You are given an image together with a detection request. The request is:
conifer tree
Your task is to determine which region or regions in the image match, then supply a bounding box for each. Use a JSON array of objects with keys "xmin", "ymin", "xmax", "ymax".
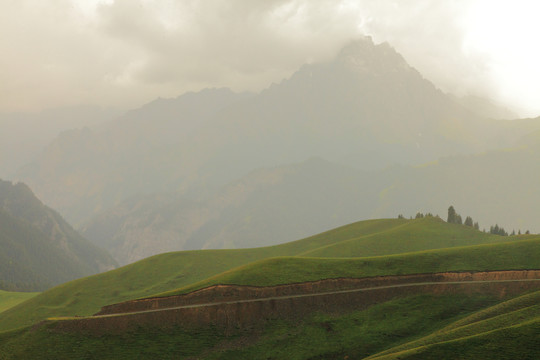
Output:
[{"xmin": 447, "ymin": 206, "xmax": 456, "ymax": 223}]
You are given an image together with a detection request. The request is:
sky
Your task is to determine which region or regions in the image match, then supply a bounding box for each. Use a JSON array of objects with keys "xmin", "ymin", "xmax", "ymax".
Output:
[{"xmin": 1, "ymin": 0, "xmax": 539, "ymax": 117}]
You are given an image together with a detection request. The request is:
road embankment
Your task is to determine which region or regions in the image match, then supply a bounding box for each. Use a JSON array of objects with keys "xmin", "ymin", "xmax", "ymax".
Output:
[{"xmin": 49, "ymin": 270, "xmax": 540, "ymax": 335}]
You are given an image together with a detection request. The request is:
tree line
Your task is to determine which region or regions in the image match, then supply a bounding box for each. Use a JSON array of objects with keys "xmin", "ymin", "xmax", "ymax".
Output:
[{"xmin": 398, "ymin": 205, "xmax": 531, "ymax": 236}]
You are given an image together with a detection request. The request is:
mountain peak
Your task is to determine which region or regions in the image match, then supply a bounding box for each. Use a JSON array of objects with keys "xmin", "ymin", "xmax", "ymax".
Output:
[{"xmin": 336, "ymin": 37, "xmax": 412, "ymax": 75}]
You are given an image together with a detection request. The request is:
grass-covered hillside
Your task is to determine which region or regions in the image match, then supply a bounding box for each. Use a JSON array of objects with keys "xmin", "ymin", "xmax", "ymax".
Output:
[
  {"xmin": 366, "ymin": 290, "xmax": 540, "ymax": 360},
  {"xmin": 158, "ymin": 237, "xmax": 540, "ymax": 297},
  {"xmin": 1, "ymin": 291, "xmax": 537, "ymax": 359},
  {"xmin": 1, "ymin": 217, "xmax": 537, "ymax": 332},
  {"xmin": 0, "ymin": 290, "xmax": 38, "ymax": 314}
]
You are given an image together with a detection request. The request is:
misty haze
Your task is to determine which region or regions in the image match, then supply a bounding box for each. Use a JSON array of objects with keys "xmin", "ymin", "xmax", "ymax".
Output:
[{"xmin": 1, "ymin": 1, "xmax": 539, "ymax": 359}]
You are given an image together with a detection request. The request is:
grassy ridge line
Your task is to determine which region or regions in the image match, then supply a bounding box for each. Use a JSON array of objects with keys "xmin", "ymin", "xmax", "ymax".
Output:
[
  {"xmin": 0, "ymin": 218, "xmax": 404, "ymax": 332},
  {"xmin": 298, "ymin": 217, "xmax": 505, "ymax": 257},
  {"xmin": 0, "ymin": 291, "xmax": 39, "ymax": 313},
  {"xmin": 156, "ymin": 237, "xmax": 540, "ymax": 297},
  {"xmin": 274, "ymin": 218, "xmax": 407, "ymax": 254},
  {"xmin": 366, "ymin": 290, "xmax": 540, "ymax": 360}
]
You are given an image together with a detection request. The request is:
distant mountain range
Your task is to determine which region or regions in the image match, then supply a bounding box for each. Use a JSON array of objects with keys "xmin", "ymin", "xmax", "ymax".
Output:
[
  {"xmin": 82, "ymin": 136, "xmax": 540, "ymax": 265},
  {"xmin": 0, "ymin": 105, "xmax": 119, "ymax": 179},
  {"xmin": 0, "ymin": 180, "xmax": 117, "ymax": 291},
  {"xmin": 12, "ymin": 36, "xmax": 540, "ymax": 265},
  {"xmin": 80, "ymin": 158, "xmax": 385, "ymax": 264}
]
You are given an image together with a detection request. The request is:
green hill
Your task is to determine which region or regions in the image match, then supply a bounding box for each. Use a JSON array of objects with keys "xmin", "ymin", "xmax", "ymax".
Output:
[
  {"xmin": 0, "ymin": 290, "xmax": 38, "ymax": 314},
  {"xmin": 296, "ymin": 216, "xmax": 506, "ymax": 257},
  {"xmin": 0, "ymin": 180, "xmax": 117, "ymax": 291},
  {"xmin": 0, "ymin": 218, "xmax": 403, "ymax": 331},
  {"xmin": 0, "ymin": 290, "xmax": 536, "ymax": 359},
  {"xmin": 366, "ymin": 290, "xmax": 540, "ymax": 360},
  {"xmin": 0, "ymin": 217, "xmax": 535, "ymax": 332},
  {"xmin": 158, "ymin": 237, "xmax": 540, "ymax": 297}
]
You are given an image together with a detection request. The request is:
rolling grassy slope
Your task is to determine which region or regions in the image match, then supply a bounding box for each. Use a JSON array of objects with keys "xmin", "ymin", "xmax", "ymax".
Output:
[
  {"xmin": 0, "ymin": 293, "xmax": 525, "ymax": 360},
  {"xmin": 0, "ymin": 218, "xmax": 403, "ymax": 331},
  {"xmin": 158, "ymin": 237, "xmax": 540, "ymax": 297},
  {"xmin": 298, "ymin": 217, "xmax": 506, "ymax": 257},
  {"xmin": 0, "ymin": 291, "xmax": 38, "ymax": 314},
  {"xmin": 0, "ymin": 217, "xmax": 533, "ymax": 332},
  {"xmin": 366, "ymin": 290, "xmax": 540, "ymax": 360}
]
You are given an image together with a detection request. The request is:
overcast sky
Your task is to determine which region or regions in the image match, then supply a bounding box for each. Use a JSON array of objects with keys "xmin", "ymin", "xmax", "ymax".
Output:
[{"xmin": 1, "ymin": 0, "xmax": 539, "ymax": 117}]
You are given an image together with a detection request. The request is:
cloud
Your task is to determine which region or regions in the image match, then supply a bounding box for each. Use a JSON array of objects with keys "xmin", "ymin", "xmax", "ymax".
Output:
[
  {"xmin": 0, "ymin": 0, "xmax": 538, "ymax": 116},
  {"xmin": 94, "ymin": 0, "xmax": 365, "ymax": 85}
]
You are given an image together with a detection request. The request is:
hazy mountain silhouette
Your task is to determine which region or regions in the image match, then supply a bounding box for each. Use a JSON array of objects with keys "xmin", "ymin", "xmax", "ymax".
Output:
[
  {"xmin": 82, "ymin": 135, "xmax": 540, "ymax": 265},
  {"xmin": 17, "ymin": 89, "xmax": 252, "ymax": 225},
  {"xmin": 0, "ymin": 180, "xmax": 117, "ymax": 291},
  {"xmin": 14, "ymin": 37, "xmax": 540, "ymax": 265},
  {"xmin": 372, "ymin": 130, "xmax": 540, "ymax": 233},
  {"xmin": 17, "ymin": 37, "xmax": 505, "ymax": 225},
  {"xmin": 452, "ymin": 95, "xmax": 519, "ymax": 120},
  {"xmin": 0, "ymin": 105, "xmax": 119, "ymax": 179},
  {"xmin": 81, "ymin": 157, "xmax": 391, "ymax": 264}
]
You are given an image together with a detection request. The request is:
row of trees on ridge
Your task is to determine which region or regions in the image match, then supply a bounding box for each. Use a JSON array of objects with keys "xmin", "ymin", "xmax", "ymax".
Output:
[{"xmin": 398, "ymin": 206, "xmax": 531, "ymax": 236}]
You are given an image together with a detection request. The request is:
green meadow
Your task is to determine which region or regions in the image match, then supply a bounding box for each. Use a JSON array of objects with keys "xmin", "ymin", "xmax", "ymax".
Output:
[
  {"xmin": 159, "ymin": 238, "xmax": 540, "ymax": 297},
  {"xmin": 366, "ymin": 290, "xmax": 540, "ymax": 360},
  {"xmin": 1, "ymin": 291, "xmax": 537, "ymax": 360},
  {"xmin": 1, "ymin": 217, "xmax": 530, "ymax": 332},
  {"xmin": 0, "ymin": 217, "xmax": 538, "ymax": 359},
  {"xmin": 0, "ymin": 290, "xmax": 38, "ymax": 314}
]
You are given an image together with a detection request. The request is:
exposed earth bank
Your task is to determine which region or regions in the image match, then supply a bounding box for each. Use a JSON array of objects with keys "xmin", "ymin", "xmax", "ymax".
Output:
[{"xmin": 49, "ymin": 270, "xmax": 540, "ymax": 335}]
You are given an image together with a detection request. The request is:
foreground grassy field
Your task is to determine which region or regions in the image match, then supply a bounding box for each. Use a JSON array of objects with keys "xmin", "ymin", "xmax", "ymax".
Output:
[
  {"xmin": 0, "ymin": 291, "xmax": 38, "ymax": 314},
  {"xmin": 0, "ymin": 217, "xmax": 536, "ymax": 332},
  {"xmin": 0, "ymin": 291, "xmax": 536, "ymax": 359},
  {"xmin": 366, "ymin": 290, "xmax": 540, "ymax": 360}
]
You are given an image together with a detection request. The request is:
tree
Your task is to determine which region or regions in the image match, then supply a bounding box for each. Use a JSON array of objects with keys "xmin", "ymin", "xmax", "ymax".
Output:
[
  {"xmin": 455, "ymin": 214, "xmax": 463, "ymax": 225},
  {"xmin": 490, "ymin": 224, "xmax": 508, "ymax": 236},
  {"xmin": 447, "ymin": 206, "xmax": 456, "ymax": 223},
  {"xmin": 473, "ymin": 222, "xmax": 479, "ymax": 230},
  {"xmin": 415, "ymin": 212, "xmax": 424, "ymax": 219},
  {"xmin": 464, "ymin": 216, "xmax": 473, "ymax": 227}
]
